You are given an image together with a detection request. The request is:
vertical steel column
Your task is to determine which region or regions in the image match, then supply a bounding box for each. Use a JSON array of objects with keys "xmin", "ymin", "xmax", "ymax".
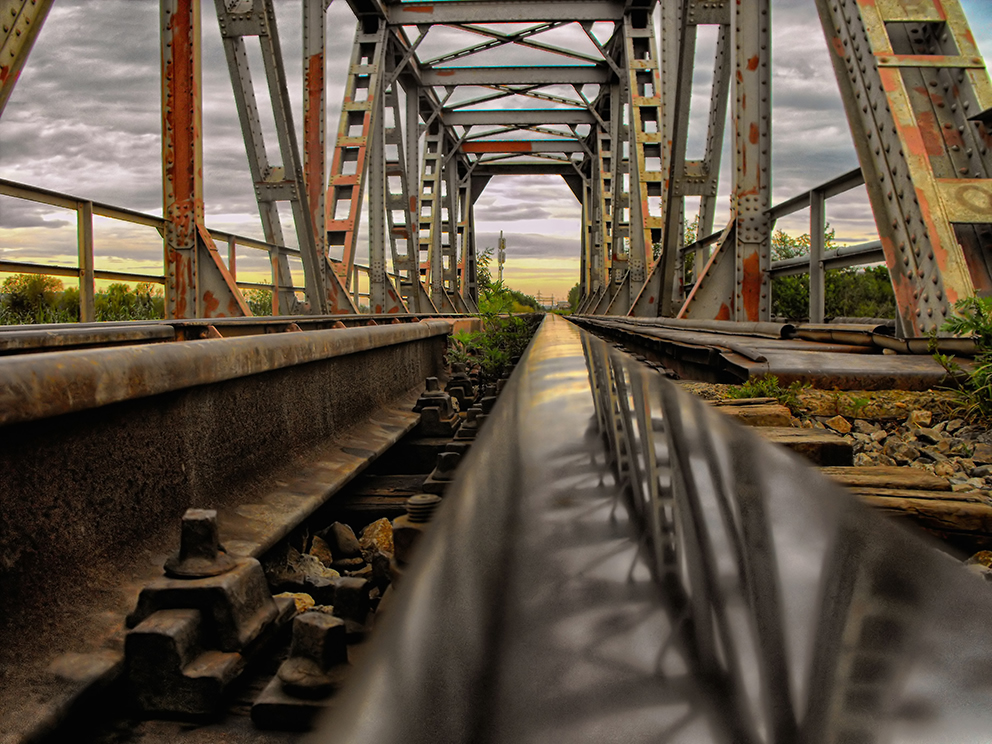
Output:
[
  {"xmin": 630, "ymin": 0, "xmax": 730, "ymax": 317},
  {"xmin": 367, "ymin": 65, "xmax": 389, "ymax": 314},
  {"xmin": 419, "ymin": 120, "xmax": 453, "ymax": 310},
  {"xmin": 442, "ymin": 155, "xmax": 467, "ymax": 311},
  {"xmin": 596, "ymin": 124, "xmax": 613, "ymax": 292},
  {"xmin": 605, "ymin": 79, "xmax": 631, "ymax": 315},
  {"xmin": 468, "ymin": 174, "xmax": 490, "ymax": 306},
  {"xmin": 640, "ymin": 0, "xmax": 696, "ymax": 317},
  {"xmin": 622, "ymin": 14, "xmax": 664, "ymax": 290},
  {"xmin": 0, "ymin": 0, "xmax": 53, "ymax": 118},
  {"xmin": 580, "ymin": 174, "xmax": 591, "ymax": 301},
  {"xmin": 809, "ymin": 188, "xmax": 826, "ymax": 324},
  {"xmin": 303, "ymin": 0, "xmax": 326, "ymax": 261},
  {"xmin": 76, "ymin": 200, "xmax": 95, "ymax": 323},
  {"xmin": 162, "ymin": 0, "xmax": 248, "ymax": 319},
  {"xmin": 732, "ymin": 0, "xmax": 771, "ymax": 322},
  {"xmin": 457, "ymin": 176, "xmax": 475, "ymax": 309}
]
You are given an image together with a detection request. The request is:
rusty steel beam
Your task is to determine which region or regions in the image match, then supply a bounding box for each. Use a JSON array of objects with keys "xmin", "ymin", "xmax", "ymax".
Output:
[
  {"xmin": 0, "ymin": 0, "xmax": 53, "ymax": 118},
  {"xmin": 161, "ymin": 0, "xmax": 249, "ymax": 319}
]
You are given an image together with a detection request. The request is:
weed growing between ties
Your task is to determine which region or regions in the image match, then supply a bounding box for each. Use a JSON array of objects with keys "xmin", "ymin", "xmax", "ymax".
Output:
[
  {"xmin": 446, "ymin": 314, "xmax": 540, "ymax": 384},
  {"xmin": 444, "ymin": 246, "xmax": 542, "ymax": 383},
  {"xmin": 726, "ymin": 374, "xmax": 809, "ymax": 414},
  {"xmin": 933, "ymin": 296, "xmax": 992, "ymax": 423}
]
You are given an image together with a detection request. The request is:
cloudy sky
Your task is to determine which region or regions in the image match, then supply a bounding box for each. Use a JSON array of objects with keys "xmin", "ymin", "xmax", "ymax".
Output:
[{"xmin": 1, "ymin": 0, "xmax": 990, "ymax": 302}]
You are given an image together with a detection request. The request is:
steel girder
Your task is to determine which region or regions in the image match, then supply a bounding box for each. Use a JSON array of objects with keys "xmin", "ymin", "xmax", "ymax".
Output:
[
  {"xmin": 812, "ymin": 0, "xmax": 992, "ymax": 335},
  {"xmin": 214, "ymin": 0, "xmax": 350, "ymax": 315},
  {"xmin": 383, "ymin": 0, "xmax": 626, "ymax": 25},
  {"xmin": 6, "ymin": 0, "xmax": 989, "ymax": 327},
  {"xmin": 629, "ymin": 0, "xmax": 731, "ymax": 317},
  {"xmin": 0, "ymin": 0, "xmax": 53, "ymax": 118},
  {"xmin": 628, "ymin": 0, "xmax": 770, "ymax": 323},
  {"xmin": 162, "ymin": 0, "xmax": 249, "ymax": 319}
]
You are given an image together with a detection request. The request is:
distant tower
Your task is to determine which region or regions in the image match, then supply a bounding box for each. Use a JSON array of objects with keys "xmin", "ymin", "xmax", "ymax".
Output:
[{"xmin": 498, "ymin": 231, "xmax": 506, "ymax": 284}]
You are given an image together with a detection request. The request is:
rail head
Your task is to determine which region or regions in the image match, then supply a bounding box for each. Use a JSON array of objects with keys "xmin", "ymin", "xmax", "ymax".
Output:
[
  {"xmin": 0, "ymin": 319, "xmax": 452, "ymax": 427},
  {"xmin": 312, "ymin": 314, "xmax": 992, "ymax": 743}
]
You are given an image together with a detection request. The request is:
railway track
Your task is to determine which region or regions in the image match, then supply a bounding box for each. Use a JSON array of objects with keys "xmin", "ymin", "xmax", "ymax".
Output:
[{"xmin": 4, "ymin": 314, "xmax": 992, "ymax": 742}]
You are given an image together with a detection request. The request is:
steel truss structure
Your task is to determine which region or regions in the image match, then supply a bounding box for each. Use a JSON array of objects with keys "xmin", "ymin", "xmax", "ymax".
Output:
[{"xmin": 1, "ymin": 0, "xmax": 989, "ymax": 334}]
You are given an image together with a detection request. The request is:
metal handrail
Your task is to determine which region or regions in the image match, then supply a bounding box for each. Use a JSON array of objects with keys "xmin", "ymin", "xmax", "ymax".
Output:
[{"xmin": 0, "ymin": 177, "xmax": 410, "ymax": 314}]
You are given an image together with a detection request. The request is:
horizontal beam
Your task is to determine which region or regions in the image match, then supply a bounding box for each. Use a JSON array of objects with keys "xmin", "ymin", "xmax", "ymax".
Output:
[
  {"xmin": 471, "ymin": 163, "xmax": 576, "ymax": 175},
  {"xmin": 422, "ymin": 65, "xmax": 609, "ymax": 86},
  {"xmin": 767, "ymin": 168, "xmax": 865, "ymax": 222},
  {"xmin": 770, "ymin": 241, "xmax": 885, "ymax": 277},
  {"xmin": 463, "ymin": 139, "xmax": 584, "ymax": 153},
  {"xmin": 444, "ymin": 108, "xmax": 595, "ymax": 125},
  {"xmin": 387, "ymin": 0, "xmax": 624, "ymax": 24}
]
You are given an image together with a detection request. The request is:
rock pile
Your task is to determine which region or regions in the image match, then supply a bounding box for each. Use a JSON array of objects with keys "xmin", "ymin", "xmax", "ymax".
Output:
[{"xmin": 804, "ymin": 410, "xmax": 992, "ymax": 495}]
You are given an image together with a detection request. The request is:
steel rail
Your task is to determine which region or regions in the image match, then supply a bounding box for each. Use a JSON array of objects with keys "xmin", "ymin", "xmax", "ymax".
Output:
[
  {"xmin": 0, "ymin": 319, "xmax": 451, "ymax": 426},
  {"xmin": 313, "ymin": 314, "xmax": 992, "ymax": 743}
]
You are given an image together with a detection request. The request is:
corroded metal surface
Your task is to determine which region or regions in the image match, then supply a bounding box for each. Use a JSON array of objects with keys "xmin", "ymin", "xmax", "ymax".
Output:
[
  {"xmin": 314, "ymin": 314, "xmax": 992, "ymax": 743},
  {"xmin": 573, "ymin": 315, "xmax": 951, "ymax": 389},
  {"xmin": 0, "ymin": 319, "xmax": 450, "ymax": 426}
]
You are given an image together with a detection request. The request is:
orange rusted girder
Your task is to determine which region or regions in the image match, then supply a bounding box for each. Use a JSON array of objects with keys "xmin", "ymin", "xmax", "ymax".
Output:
[
  {"xmin": 813, "ymin": 0, "xmax": 992, "ymax": 335},
  {"xmin": 161, "ymin": 0, "xmax": 248, "ymax": 319}
]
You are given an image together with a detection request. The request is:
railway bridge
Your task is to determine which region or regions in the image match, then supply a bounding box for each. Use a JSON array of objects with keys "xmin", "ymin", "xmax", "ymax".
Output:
[{"xmin": 2, "ymin": 0, "xmax": 992, "ymax": 741}]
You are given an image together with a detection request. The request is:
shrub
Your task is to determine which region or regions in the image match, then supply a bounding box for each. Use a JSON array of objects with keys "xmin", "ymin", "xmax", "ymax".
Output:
[{"xmin": 934, "ymin": 296, "xmax": 992, "ymax": 421}]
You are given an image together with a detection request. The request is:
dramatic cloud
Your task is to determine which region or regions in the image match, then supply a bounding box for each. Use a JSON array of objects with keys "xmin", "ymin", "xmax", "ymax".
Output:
[{"xmin": 1, "ymin": 0, "xmax": 990, "ymax": 298}]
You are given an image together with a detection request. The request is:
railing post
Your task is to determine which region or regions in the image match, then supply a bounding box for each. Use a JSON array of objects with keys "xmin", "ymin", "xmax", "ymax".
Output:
[
  {"xmin": 270, "ymin": 245, "xmax": 281, "ymax": 314},
  {"xmin": 76, "ymin": 200, "xmax": 95, "ymax": 323},
  {"xmin": 810, "ymin": 189, "xmax": 825, "ymax": 324},
  {"xmin": 227, "ymin": 236, "xmax": 237, "ymax": 281}
]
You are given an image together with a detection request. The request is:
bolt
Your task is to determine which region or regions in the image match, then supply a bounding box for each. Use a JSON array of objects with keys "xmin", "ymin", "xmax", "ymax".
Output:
[
  {"xmin": 406, "ymin": 493, "xmax": 442, "ymax": 524},
  {"xmin": 432, "ymin": 451, "xmax": 461, "ymax": 480},
  {"xmin": 164, "ymin": 508, "xmax": 236, "ymax": 579},
  {"xmin": 277, "ymin": 612, "xmax": 347, "ymax": 698}
]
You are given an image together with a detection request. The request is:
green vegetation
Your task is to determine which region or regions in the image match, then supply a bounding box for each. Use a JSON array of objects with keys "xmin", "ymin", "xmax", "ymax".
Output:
[
  {"xmin": 726, "ymin": 374, "xmax": 807, "ymax": 413},
  {"xmin": 0, "ymin": 274, "xmax": 165, "ymax": 324},
  {"xmin": 567, "ymin": 282, "xmax": 581, "ymax": 312},
  {"xmin": 444, "ymin": 248, "xmax": 541, "ymax": 381},
  {"xmin": 244, "ymin": 288, "xmax": 273, "ymax": 316},
  {"xmin": 933, "ymin": 296, "xmax": 992, "ymax": 422},
  {"xmin": 475, "ymin": 247, "xmax": 540, "ymax": 314},
  {"xmin": 770, "ymin": 228, "xmax": 895, "ymax": 321}
]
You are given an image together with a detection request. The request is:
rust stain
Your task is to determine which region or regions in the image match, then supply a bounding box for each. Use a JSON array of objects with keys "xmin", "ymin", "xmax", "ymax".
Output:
[
  {"xmin": 749, "ymin": 123, "xmax": 759, "ymax": 145},
  {"xmin": 715, "ymin": 303, "xmax": 731, "ymax": 321},
  {"xmin": 915, "ymin": 110, "xmax": 945, "ymax": 157},
  {"xmin": 879, "ymin": 67, "xmax": 900, "ymax": 94},
  {"xmin": 747, "ymin": 55, "xmax": 759, "ymax": 71},
  {"xmin": 304, "ymin": 53, "xmax": 324, "ymax": 222},
  {"xmin": 463, "ymin": 141, "xmax": 534, "ymax": 153},
  {"xmin": 0, "ymin": 65, "xmax": 9, "ymax": 84},
  {"xmin": 404, "ymin": 4, "xmax": 434, "ymax": 12},
  {"xmin": 741, "ymin": 251, "xmax": 761, "ymax": 321},
  {"xmin": 830, "ymin": 36, "xmax": 845, "ymax": 58},
  {"xmin": 202, "ymin": 290, "xmax": 220, "ymax": 317},
  {"xmin": 436, "ymin": 70, "xmax": 455, "ymax": 77}
]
